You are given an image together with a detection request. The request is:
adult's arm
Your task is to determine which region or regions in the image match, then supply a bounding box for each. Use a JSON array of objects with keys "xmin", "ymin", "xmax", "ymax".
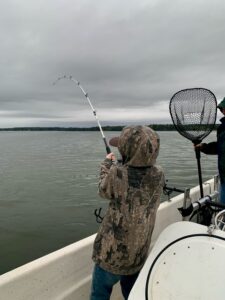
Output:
[{"xmin": 200, "ymin": 142, "xmax": 218, "ymax": 155}]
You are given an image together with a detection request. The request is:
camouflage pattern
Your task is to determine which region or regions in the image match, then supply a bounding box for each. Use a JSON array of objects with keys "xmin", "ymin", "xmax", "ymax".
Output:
[
  {"xmin": 92, "ymin": 126, "xmax": 164, "ymax": 275},
  {"xmin": 118, "ymin": 126, "xmax": 160, "ymax": 166}
]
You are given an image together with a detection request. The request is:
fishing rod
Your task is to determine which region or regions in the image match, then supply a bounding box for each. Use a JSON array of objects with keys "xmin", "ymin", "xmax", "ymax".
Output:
[{"xmin": 53, "ymin": 75, "xmax": 111, "ymax": 154}]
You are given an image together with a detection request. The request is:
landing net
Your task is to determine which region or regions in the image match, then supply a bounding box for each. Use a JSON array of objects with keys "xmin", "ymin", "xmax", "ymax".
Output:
[{"xmin": 169, "ymin": 88, "xmax": 217, "ymax": 144}]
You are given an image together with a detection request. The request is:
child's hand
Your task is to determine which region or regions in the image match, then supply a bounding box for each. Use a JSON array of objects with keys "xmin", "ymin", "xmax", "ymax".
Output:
[{"xmin": 106, "ymin": 153, "xmax": 116, "ymax": 161}]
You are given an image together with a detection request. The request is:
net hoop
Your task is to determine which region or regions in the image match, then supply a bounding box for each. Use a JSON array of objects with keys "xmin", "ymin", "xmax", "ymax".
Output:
[{"xmin": 169, "ymin": 88, "xmax": 217, "ymax": 144}]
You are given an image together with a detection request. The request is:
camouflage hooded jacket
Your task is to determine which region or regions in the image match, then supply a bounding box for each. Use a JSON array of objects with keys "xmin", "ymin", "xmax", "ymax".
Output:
[{"xmin": 92, "ymin": 126, "xmax": 164, "ymax": 275}]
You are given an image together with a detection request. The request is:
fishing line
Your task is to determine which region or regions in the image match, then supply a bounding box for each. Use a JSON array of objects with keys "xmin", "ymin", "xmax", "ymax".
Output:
[
  {"xmin": 53, "ymin": 75, "xmax": 111, "ymax": 154},
  {"xmin": 53, "ymin": 75, "xmax": 111, "ymax": 223}
]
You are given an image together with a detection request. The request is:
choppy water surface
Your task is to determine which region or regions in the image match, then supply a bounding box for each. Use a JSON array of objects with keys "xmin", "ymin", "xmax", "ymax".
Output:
[{"xmin": 0, "ymin": 131, "xmax": 217, "ymax": 274}]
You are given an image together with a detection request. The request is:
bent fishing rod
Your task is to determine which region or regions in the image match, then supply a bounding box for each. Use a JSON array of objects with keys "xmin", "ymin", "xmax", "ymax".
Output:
[{"xmin": 53, "ymin": 75, "xmax": 111, "ymax": 154}]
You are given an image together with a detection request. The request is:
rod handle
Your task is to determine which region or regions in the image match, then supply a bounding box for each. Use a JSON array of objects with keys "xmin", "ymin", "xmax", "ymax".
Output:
[{"xmin": 103, "ymin": 138, "xmax": 111, "ymax": 154}]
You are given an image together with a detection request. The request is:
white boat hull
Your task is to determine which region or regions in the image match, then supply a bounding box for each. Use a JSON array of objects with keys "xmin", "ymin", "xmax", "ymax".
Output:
[{"xmin": 129, "ymin": 221, "xmax": 225, "ymax": 300}]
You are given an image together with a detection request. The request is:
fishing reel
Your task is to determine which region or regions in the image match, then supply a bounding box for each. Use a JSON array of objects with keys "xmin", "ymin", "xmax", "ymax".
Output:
[
  {"xmin": 94, "ymin": 208, "xmax": 104, "ymax": 223},
  {"xmin": 214, "ymin": 209, "xmax": 225, "ymax": 231},
  {"xmin": 178, "ymin": 191, "xmax": 225, "ymax": 227}
]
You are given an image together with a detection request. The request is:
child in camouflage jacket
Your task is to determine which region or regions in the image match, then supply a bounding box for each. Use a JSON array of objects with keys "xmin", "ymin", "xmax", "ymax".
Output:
[{"xmin": 90, "ymin": 125, "xmax": 164, "ymax": 300}]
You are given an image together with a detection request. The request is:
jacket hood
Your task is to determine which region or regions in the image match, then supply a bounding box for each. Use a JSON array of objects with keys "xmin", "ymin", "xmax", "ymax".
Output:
[{"xmin": 117, "ymin": 125, "xmax": 160, "ymax": 167}]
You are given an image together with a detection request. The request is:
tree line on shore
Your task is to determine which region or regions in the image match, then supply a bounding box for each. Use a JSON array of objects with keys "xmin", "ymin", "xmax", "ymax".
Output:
[{"xmin": 0, "ymin": 124, "xmax": 219, "ymax": 131}]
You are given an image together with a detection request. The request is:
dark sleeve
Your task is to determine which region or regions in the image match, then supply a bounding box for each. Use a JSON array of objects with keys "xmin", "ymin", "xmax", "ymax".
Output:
[{"xmin": 201, "ymin": 142, "xmax": 218, "ymax": 155}]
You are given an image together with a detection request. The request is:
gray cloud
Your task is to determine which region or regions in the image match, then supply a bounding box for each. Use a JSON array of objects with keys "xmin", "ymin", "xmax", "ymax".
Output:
[{"xmin": 0, "ymin": 0, "xmax": 225, "ymax": 127}]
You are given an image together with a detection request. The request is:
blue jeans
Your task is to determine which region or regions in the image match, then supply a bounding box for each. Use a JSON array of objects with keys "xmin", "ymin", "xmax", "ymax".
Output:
[
  {"xmin": 220, "ymin": 182, "xmax": 225, "ymax": 205},
  {"xmin": 90, "ymin": 264, "xmax": 139, "ymax": 300}
]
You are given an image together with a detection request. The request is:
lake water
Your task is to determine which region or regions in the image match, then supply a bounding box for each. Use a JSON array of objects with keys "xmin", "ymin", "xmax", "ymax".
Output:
[{"xmin": 0, "ymin": 130, "xmax": 218, "ymax": 274}]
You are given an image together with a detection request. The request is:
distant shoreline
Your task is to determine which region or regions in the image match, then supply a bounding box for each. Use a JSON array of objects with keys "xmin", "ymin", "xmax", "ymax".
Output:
[{"xmin": 0, "ymin": 124, "xmax": 218, "ymax": 131}]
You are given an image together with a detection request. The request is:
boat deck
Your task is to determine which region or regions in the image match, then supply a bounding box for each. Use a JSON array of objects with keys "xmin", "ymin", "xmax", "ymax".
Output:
[{"xmin": 0, "ymin": 177, "xmax": 217, "ymax": 300}]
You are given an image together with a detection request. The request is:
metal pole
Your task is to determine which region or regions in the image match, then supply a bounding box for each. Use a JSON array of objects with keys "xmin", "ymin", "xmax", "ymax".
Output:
[{"xmin": 194, "ymin": 145, "xmax": 204, "ymax": 198}]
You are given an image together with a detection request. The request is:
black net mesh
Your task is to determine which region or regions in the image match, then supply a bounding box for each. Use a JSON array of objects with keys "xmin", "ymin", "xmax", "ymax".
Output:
[{"xmin": 169, "ymin": 88, "xmax": 217, "ymax": 143}]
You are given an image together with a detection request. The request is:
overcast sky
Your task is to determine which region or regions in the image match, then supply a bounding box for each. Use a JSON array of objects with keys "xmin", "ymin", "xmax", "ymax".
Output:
[{"xmin": 0, "ymin": 0, "xmax": 225, "ymax": 127}]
